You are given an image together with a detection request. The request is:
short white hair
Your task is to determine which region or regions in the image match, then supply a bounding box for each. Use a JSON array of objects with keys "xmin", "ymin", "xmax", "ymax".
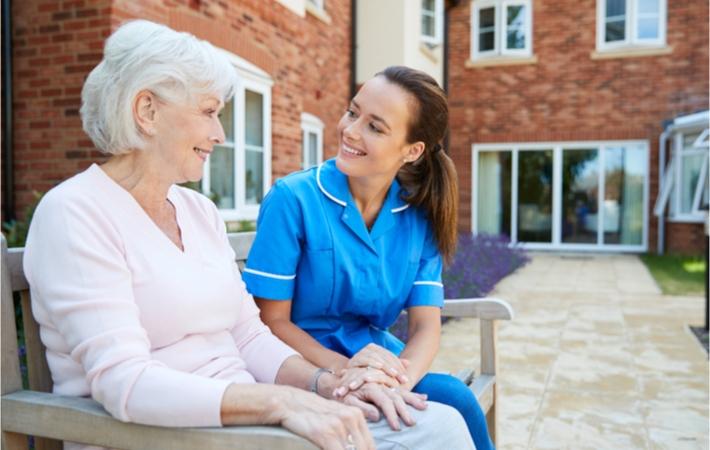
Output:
[{"xmin": 80, "ymin": 20, "xmax": 238, "ymax": 155}]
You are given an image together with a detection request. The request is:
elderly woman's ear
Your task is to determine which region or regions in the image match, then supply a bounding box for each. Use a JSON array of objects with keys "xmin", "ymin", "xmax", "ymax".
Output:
[{"xmin": 133, "ymin": 90, "xmax": 159, "ymax": 137}]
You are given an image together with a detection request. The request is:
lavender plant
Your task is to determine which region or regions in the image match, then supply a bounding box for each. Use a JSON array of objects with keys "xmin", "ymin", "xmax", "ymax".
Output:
[{"xmin": 390, "ymin": 233, "xmax": 529, "ymax": 341}]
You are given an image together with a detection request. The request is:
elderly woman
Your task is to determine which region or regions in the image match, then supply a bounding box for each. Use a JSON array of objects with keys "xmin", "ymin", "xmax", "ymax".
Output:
[{"xmin": 22, "ymin": 20, "xmax": 474, "ymax": 450}]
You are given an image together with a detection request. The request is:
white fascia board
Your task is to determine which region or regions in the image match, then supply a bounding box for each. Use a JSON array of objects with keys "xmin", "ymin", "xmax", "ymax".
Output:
[
  {"xmin": 673, "ymin": 110, "xmax": 709, "ymax": 128},
  {"xmin": 215, "ymin": 47, "xmax": 274, "ymax": 87}
]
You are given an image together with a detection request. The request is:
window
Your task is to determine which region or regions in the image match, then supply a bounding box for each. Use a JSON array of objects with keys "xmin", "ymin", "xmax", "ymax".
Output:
[
  {"xmin": 301, "ymin": 113, "xmax": 324, "ymax": 170},
  {"xmin": 671, "ymin": 130, "xmax": 709, "ymax": 219},
  {"xmin": 473, "ymin": 141, "xmax": 649, "ymax": 251},
  {"xmin": 201, "ymin": 51, "xmax": 273, "ymax": 221},
  {"xmin": 596, "ymin": 0, "xmax": 666, "ymax": 51},
  {"xmin": 471, "ymin": 0, "xmax": 532, "ymax": 60},
  {"xmin": 421, "ymin": 0, "xmax": 444, "ymax": 45}
]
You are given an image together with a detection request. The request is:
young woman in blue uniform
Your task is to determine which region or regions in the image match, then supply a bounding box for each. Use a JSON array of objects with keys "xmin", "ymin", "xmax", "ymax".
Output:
[{"xmin": 243, "ymin": 66, "xmax": 494, "ymax": 450}]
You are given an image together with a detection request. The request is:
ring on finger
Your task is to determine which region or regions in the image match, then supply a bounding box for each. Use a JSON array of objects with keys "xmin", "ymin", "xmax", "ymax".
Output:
[{"xmin": 345, "ymin": 433, "xmax": 356, "ymax": 450}]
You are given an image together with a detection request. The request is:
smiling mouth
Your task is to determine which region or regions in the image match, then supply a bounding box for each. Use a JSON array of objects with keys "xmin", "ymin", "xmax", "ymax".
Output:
[
  {"xmin": 342, "ymin": 144, "xmax": 366, "ymax": 156},
  {"xmin": 194, "ymin": 147, "xmax": 210, "ymax": 159}
]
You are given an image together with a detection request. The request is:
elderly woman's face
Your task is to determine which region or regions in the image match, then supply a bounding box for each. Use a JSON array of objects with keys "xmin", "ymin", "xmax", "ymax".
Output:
[{"xmin": 152, "ymin": 94, "xmax": 225, "ymax": 183}]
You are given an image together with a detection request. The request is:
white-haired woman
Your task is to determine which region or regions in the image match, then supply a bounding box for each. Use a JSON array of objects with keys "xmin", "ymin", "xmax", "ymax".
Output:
[{"xmin": 22, "ymin": 20, "xmax": 474, "ymax": 450}]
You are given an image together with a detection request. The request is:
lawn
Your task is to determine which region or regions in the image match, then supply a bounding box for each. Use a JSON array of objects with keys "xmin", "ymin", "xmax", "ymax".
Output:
[{"xmin": 640, "ymin": 253, "xmax": 707, "ymax": 296}]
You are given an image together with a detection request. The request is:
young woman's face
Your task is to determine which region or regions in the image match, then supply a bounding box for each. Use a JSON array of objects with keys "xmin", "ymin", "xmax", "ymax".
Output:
[
  {"xmin": 335, "ymin": 76, "xmax": 420, "ymax": 182},
  {"xmin": 153, "ymin": 93, "xmax": 225, "ymax": 183}
]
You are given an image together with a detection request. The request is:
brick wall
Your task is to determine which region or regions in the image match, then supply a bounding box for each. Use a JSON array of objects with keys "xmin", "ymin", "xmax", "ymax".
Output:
[
  {"xmin": 665, "ymin": 222, "xmax": 707, "ymax": 255},
  {"xmin": 10, "ymin": 0, "xmax": 351, "ymax": 217},
  {"xmin": 11, "ymin": 0, "xmax": 112, "ymax": 217},
  {"xmin": 447, "ymin": 0, "xmax": 709, "ymax": 253}
]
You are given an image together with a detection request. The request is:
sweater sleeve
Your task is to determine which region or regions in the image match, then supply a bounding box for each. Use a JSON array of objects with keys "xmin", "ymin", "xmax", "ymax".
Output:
[
  {"xmin": 203, "ymin": 194, "xmax": 300, "ymax": 383},
  {"xmin": 23, "ymin": 189, "xmax": 231, "ymax": 427}
]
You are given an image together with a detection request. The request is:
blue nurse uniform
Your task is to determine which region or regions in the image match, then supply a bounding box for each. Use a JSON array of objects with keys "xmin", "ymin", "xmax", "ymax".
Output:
[{"xmin": 243, "ymin": 159, "xmax": 494, "ymax": 450}]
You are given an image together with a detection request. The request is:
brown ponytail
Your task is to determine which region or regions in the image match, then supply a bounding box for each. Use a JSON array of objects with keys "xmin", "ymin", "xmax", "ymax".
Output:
[{"xmin": 377, "ymin": 66, "xmax": 458, "ymax": 264}]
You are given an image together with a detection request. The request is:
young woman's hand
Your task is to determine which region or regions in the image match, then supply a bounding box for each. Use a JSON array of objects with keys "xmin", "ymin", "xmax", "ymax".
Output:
[
  {"xmin": 332, "ymin": 366, "xmax": 399, "ymax": 398},
  {"xmin": 341, "ymin": 383, "xmax": 428, "ymax": 431},
  {"xmin": 347, "ymin": 343, "xmax": 410, "ymax": 384}
]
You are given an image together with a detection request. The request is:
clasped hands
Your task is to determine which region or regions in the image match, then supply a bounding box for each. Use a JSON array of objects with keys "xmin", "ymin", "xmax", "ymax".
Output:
[{"xmin": 331, "ymin": 343, "xmax": 426, "ymax": 431}]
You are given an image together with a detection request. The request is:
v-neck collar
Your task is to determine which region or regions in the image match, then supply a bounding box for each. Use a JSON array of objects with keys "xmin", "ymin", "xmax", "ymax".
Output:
[
  {"xmin": 315, "ymin": 159, "xmax": 410, "ymax": 253},
  {"xmin": 89, "ymin": 164, "xmax": 188, "ymax": 255}
]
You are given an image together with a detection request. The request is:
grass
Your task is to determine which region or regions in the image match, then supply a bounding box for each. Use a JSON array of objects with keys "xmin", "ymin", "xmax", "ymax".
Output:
[{"xmin": 640, "ymin": 253, "xmax": 707, "ymax": 296}]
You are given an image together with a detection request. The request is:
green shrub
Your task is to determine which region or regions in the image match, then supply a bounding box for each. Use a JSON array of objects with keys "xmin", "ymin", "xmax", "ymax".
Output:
[{"xmin": 2, "ymin": 191, "xmax": 44, "ymax": 248}]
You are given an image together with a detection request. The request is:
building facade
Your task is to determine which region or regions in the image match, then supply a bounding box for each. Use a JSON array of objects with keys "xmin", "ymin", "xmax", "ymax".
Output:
[
  {"xmin": 5, "ymin": 0, "xmax": 351, "ymax": 226},
  {"xmin": 447, "ymin": 0, "xmax": 708, "ymax": 254},
  {"xmin": 3, "ymin": 0, "xmax": 707, "ymax": 254}
]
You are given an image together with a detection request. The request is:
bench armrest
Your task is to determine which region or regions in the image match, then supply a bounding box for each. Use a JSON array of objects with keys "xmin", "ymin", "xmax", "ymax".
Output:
[
  {"xmin": 1, "ymin": 390, "xmax": 316, "ymax": 450},
  {"xmin": 442, "ymin": 297, "xmax": 514, "ymax": 320}
]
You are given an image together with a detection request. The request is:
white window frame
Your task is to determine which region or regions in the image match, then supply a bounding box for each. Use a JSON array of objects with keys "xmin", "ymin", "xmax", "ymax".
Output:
[
  {"xmin": 596, "ymin": 0, "xmax": 667, "ymax": 52},
  {"xmin": 301, "ymin": 113, "xmax": 324, "ymax": 169},
  {"xmin": 202, "ymin": 49, "xmax": 273, "ymax": 222},
  {"xmin": 421, "ymin": 0, "xmax": 444, "ymax": 45},
  {"xmin": 306, "ymin": 0, "xmax": 324, "ymax": 11},
  {"xmin": 471, "ymin": 0, "xmax": 532, "ymax": 61},
  {"xmin": 472, "ymin": 140, "xmax": 650, "ymax": 252},
  {"xmin": 669, "ymin": 128, "xmax": 709, "ymax": 222}
]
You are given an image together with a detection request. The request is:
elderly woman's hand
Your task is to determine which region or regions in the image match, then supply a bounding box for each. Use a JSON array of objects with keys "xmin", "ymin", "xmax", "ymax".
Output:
[
  {"xmin": 266, "ymin": 386, "xmax": 375, "ymax": 450},
  {"xmin": 340, "ymin": 383, "xmax": 428, "ymax": 431}
]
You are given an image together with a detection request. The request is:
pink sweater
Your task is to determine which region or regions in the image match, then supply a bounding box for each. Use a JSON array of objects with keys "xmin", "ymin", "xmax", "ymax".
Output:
[{"xmin": 24, "ymin": 164, "xmax": 298, "ymax": 431}]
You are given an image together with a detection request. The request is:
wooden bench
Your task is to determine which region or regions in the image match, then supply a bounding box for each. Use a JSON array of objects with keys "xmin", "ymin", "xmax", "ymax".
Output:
[{"xmin": 1, "ymin": 232, "xmax": 514, "ymax": 449}]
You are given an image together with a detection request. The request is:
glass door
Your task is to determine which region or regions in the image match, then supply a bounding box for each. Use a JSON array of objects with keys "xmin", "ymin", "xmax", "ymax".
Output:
[{"xmin": 517, "ymin": 150, "xmax": 553, "ymax": 243}]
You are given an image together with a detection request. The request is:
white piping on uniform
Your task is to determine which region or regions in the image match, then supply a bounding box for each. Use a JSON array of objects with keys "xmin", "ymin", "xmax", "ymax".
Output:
[
  {"xmin": 243, "ymin": 268, "xmax": 297, "ymax": 280},
  {"xmin": 391, "ymin": 204, "xmax": 409, "ymax": 213},
  {"xmin": 316, "ymin": 162, "xmax": 410, "ymax": 212},
  {"xmin": 413, "ymin": 281, "xmax": 444, "ymax": 288},
  {"xmin": 316, "ymin": 163, "xmax": 347, "ymax": 207}
]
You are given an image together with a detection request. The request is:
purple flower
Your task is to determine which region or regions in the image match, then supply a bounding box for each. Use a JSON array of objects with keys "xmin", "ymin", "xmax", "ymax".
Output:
[{"xmin": 390, "ymin": 233, "xmax": 529, "ymax": 341}]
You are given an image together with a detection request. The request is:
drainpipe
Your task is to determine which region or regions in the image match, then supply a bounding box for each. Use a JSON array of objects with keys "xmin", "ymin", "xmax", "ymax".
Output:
[
  {"xmin": 350, "ymin": 0, "xmax": 357, "ymax": 100},
  {"xmin": 656, "ymin": 124, "xmax": 673, "ymax": 255},
  {"xmin": 2, "ymin": 0, "xmax": 15, "ymax": 223},
  {"xmin": 444, "ymin": 0, "xmax": 461, "ymax": 95},
  {"xmin": 443, "ymin": 0, "xmax": 460, "ymax": 152}
]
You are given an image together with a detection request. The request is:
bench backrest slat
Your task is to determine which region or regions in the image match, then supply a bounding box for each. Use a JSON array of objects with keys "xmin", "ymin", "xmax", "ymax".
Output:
[{"xmin": 1, "ymin": 236, "xmax": 23, "ymax": 395}]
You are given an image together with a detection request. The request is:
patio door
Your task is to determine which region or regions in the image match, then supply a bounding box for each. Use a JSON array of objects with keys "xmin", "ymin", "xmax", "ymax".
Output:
[{"xmin": 473, "ymin": 141, "xmax": 648, "ymax": 251}]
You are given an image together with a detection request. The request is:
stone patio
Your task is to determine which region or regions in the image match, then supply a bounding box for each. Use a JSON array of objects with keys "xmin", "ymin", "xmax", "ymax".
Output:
[{"xmin": 432, "ymin": 253, "xmax": 709, "ymax": 450}]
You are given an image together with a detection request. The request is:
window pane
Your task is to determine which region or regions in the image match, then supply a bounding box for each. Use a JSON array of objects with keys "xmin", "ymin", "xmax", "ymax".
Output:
[
  {"xmin": 561, "ymin": 149, "xmax": 599, "ymax": 244},
  {"xmin": 683, "ymin": 132, "xmax": 701, "ymax": 148},
  {"xmin": 307, "ymin": 131, "xmax": 318, "ymax": 168},
  {"xmin": 220, "ymin": 99, "xmax": 234, "ymax": 144},
  {"xmin": 605, "ymin": 19, "xmax": 626, "ymax": 42},
  {"xmin": 477, "ymin": 151, "xmax": 512, "ymax": 236},
  {"xmin": 701, "ymin": 170, "xmax": 709, "ymax": 211},
  {"xmin": 245, "ymin": 149, "xmax": 264, "ymax": 205},
  {"xmin": 637, "ymin": 17, "xmax": 659, "ymax": 39},
  {"xmin": 603, "ymin": 146, "xmax": 644, "ymax": 245},
  {"xmin": 606, "ymin": 0, "xmax": 626, "ymax": 17},
  {"xmin": 422, "ymin": 0, "xmax": 435, "ymax": 12},
  {"xmin": 209, "ymin": 145, "xmax": 235, "ymax": 209},
  {"xmin": 518, "ymin": 150, "xmax": 553, "ymax": 243},
  {"xmin": 680, "ymin": 153, "xmax": 704, "ymax": 214},
  {"xmin": 245, "ymin": 90, "xmax": 263, "ymax": 147},
  {"xmin": 638, "ymin": 0, "xmax": 659, "ymax": 14},
  {"xmin": 506, "ymin": 5, "xmax": 526, "ymax": 49},
  {"xmin": 480, "ymin": 31, "xmax": 495, "ymax": 51},
  {"xmin": 422, "ymin": 14, "xmax": 435, "ymax": 37},
  {"xmin": 479, "ymin": 7, "xmax": 495, "ymax": 28}
]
